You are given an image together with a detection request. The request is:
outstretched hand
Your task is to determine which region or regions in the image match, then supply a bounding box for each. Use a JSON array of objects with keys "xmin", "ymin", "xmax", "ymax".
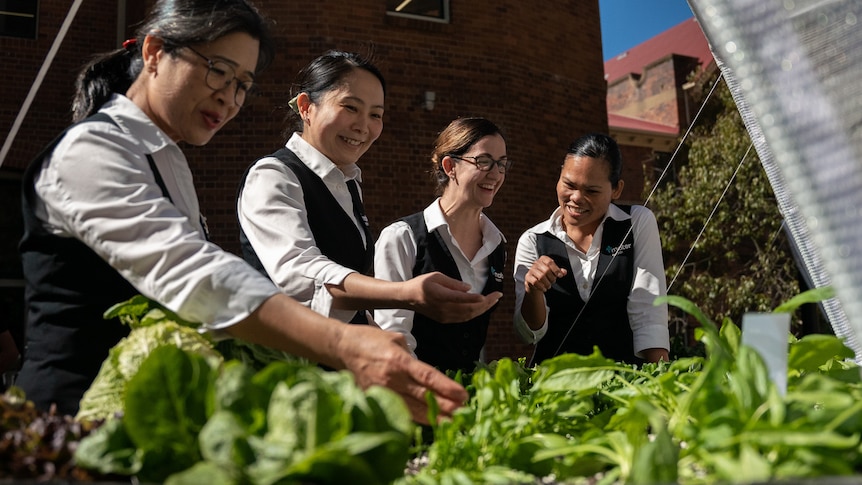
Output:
[
  {"xmin": 407, "ymin": 272, "xmax": 502, "ymax": 323},
  {"xmin": 337, "ymin": 324, "xmax": 468, "ymax": 424}
]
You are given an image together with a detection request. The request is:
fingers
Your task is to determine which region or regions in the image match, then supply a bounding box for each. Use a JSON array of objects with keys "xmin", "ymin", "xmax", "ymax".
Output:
[
  {"xmin": 413, "ymin": 272, "xmax": 498, "ymax": 322},
  {"xmin": 525, "ymin": 256, "xmax": 565, "ymax": 293},
  {"xmin": 399, "ymin": 359, "xmax": 468, "ymax": 423},
  {"xmin": 431, "ymin": 292, "xmax": 501, "ymax": 323},
  {"xmin": 339, "ymin": 326, "xmax": 467, "ymax": 424}
]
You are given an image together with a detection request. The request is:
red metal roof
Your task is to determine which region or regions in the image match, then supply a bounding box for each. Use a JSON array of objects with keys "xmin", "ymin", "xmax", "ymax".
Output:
[
  {"xmin": 608, "ymin": 113, "xmax": 679, "ymax": 135},
  {"xmin": 604, "ymin": 17, "xmax": 714, "ymax": 84}
]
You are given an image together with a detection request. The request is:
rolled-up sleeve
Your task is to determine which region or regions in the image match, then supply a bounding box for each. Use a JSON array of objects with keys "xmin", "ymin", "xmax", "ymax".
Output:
[
  {"xmin": 37, "ymin": 125, "xmax": 278, "ymax": 330},
  {"xmin": 513, "ymin": 229, "xmax": 549, "ymax": 344},
  {"xmin": 628, "ymin": 206, "xmax": 670, "ymax": 354},
  {"xmin": 237, "ymin": 157, "xmax": 355, "ymax": 320},
  {"xmin": 373, "ymin": 221, "xmax": 418, "ymax": 355}
]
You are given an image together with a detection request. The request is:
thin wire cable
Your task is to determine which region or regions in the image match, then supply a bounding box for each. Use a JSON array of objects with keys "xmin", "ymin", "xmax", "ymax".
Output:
[
  {"xmin": 0, "ymin": 0, "xmax": 84, "ymax": 168},
  {"xmin": 643, "ymin": 73, "xmax": 725, "ymax": 207},
  {"xmin": 550, "ymin": 72, "xmax": 727, "ymax": 359},
  {"xmin": 668, "ymin": 142, "xmax": 754, "ymax": 291}
]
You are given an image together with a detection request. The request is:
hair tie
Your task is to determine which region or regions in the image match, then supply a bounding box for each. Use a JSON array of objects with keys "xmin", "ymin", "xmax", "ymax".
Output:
[{"xmin": 122, "ymin": 38, "xmax": 137, "ymax": 50}]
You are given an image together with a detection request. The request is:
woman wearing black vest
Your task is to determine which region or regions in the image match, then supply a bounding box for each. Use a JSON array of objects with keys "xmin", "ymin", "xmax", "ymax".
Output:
[
  {"xmin": 374, "ymin": 117, "xmax": 509, "ymax": 374},
  {"xmin": 514, "ymin": 133, "xmax": 670, "ymax": 366},
  {"xmin": 238, "ymin": 53, "xmax": 501, "ymax": 328},
  {"xmin": 18, "ymin": 0, "xmax": 467, "ymax": 424}
]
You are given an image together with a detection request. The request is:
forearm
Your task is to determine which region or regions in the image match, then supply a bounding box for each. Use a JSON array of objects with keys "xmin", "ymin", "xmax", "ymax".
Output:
[
  {"xmin": 519, "ymin": 289, "xmax": 548, "ymax": 330},
  {"xmin": 641, "ymin": 347, "xmax": 669, "ymax": 363},
  {"xmin": 327, "ymin": 272, "xmax": 409, "ymax": 310},
  {"xmin": 225, "ymin": 293, "xmax": 347, "ymax": 369}
]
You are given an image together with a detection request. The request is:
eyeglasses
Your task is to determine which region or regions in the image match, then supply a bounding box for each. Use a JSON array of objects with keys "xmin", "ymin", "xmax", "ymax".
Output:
[
  {"xmin": 186, "ymin": 46, "xmax": 258, "ymax": 107},
  {"xmin": 449, "ymin": 155, "xmax": 513, "ymax": 173}
]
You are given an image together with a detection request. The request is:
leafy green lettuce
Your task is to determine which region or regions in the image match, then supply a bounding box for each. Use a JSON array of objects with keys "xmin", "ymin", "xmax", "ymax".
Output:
[
  {"xmin": 75, "ymin": 348, "xmax": 414, "ymax": 485},
  {"xmin": 76, "ymin": 321, "xmax": 221, "ymax": 423}
]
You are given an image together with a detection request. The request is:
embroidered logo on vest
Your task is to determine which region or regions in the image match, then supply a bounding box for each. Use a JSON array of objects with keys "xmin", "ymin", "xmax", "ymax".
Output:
[
  {"xmin": 603, "ymin": 242, "xmax": 632, "ymax": 256},
  {"xmin": 490, "ymin": 266, "xmax": 504, "ymax": 283}
]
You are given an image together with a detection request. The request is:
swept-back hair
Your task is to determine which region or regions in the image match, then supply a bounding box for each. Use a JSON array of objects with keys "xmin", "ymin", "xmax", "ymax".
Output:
[
  {"xmin": 567, "ymin": 133, "xmax": 623, "ymax": 187},
  {"xmin": 71, "ymin": 0, "xmax": 274, "ymax": 122}
]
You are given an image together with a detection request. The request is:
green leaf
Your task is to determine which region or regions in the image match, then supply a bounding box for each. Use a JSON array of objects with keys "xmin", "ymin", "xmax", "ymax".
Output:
[
  {"xmin": 74, "ymin": 418, "xmax": 144, "ymax": 475},
  {"xmin": 788, "ymin": 334, "xmax": 855, "ymax": 372},
  {"xmin": 656, "ymin": 295, "xmax": 715, "ymax": 331},
  {"xmin": 773, "ymin": 286, "xmax": 835, "ymax": 314},
  {"xmin": 212, "ymin": 360, "xmax": 269, "ymax": 433},
  {"xmin": 266, "ymin": 379, "xmax": 350, "ymax": 451},
  {"xmin": 629, "ymin": 422, "xmax": 678, "ymax": 484},
  {"xmin": 507, "ymin": 433, "xmax": 570, "ymax": 476},
  {"xmin": 103, "ymin": 293, "xmax": 199, "ymax": 329},
  {"xmin": 362, "ymin": 385, "xmax": 414, "ymax": 437},
  {"xmin": 123, "ymin": 345, "xmax": 216, "ymax": 481},
  {"xmin": 103, "ymin": 294, "xmax": 152, "ymax": 326},
  {"xmin": 164, "ymin": 461, "xmax": 239, "ymax": 485},
  {"xmin": 198, "ymin": 411, "xmax": 253, "ymax": 470}
]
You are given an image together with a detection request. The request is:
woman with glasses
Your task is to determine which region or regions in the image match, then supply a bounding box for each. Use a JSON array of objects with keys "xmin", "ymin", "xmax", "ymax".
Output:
[
  {"xmin": 514, "ymin": 133, "xmax": 669, "ymax": 367},
  {"xmin": 18, "ymin": 0, "xmax": 467, "ymax": 424},
  {"xmin": 237, "ymin": 53, "xmax": 501, "ymax": 329},
  {"xmin": 374, "ymin": 117, "xmax": 509, "ymax": 374}
]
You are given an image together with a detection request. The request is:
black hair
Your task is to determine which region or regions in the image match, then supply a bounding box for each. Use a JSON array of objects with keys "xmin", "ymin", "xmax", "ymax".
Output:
[
  {"xmin": 566, "ymin": 133, "xmax": 623, "ymax": 187},
  {"xmin": 71, "ymin": 0, "xmax": 275, "ymax": 122},
  {"xmin": 283, "ymin": 50, "xmax": 386, "ymax": 136}
]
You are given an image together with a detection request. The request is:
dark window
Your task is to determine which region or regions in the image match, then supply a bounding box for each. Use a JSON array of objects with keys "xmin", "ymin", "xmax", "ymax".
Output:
[
  {"xmin": 0, "ymin": 0, "xmax": 38, "ymax": 39},
  {"xmin": 386, "ymin": 0, "xmax": 449, "ymax": 23}
]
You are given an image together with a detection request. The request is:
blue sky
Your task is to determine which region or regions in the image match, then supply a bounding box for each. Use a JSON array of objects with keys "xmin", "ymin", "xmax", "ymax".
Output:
[{"xmin": 600, "ymin": 0, "xmax": 694, "ymax": 61}]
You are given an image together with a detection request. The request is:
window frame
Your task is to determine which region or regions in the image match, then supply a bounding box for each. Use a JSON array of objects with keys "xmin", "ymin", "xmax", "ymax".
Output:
[
  {"xmin": 386, "ymin": 0, "xmax": 450, "ymax": 24},
  {"xmin": 0, "ymin": 0, "xmax": 39, "ymax": 39}
]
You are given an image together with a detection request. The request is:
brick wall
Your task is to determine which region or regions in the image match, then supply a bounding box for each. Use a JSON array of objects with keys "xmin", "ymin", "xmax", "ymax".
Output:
[{"xmin": 0, "ymin": 1, "xmax": 608, "ymax": 363}]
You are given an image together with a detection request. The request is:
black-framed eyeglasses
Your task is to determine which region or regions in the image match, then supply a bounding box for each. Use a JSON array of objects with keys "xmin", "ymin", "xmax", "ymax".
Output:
[
  {"xmin": 186, "ymin": 46, "xmax": 258, "ymax": 107},
  {"xmin": 449, "ymin": 155, "xmax": 513, "ymax": 173}
]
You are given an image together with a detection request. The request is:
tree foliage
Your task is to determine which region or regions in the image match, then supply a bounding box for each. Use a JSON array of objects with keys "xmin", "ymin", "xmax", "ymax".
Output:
[{"xmin": 647, "ymin": 76, "xmax": 801, "ymax": 354}]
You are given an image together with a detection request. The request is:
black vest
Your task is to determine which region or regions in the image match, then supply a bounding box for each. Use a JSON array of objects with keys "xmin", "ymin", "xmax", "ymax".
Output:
[
  {"xmin": 17, "ymin": 114, "xmax": 168, "ymax": 415},
  {"xmin": 402, "ymin": 212, "xmax": 506, "ymax": 374},
  {"xmin": 531, "ymin": 205, "xmax": 640, "ymax": 366},
  {"xmin": 238, "ymin": 148, "xmax": 373, "ymax": 323}
]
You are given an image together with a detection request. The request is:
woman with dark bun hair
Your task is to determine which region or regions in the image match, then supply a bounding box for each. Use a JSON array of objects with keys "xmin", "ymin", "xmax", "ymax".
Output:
[{"xmin": 514, "ymin": 133, "xmax": 670, "ymax": 367}]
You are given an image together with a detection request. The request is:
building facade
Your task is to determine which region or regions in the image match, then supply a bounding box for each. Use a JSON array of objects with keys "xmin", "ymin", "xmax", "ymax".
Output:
[
  {"xmin": 604, "ymin": 17, "xmax": 715, "ymax": 202},
  {"xmin": 0, "ymin": 1, "xmax": 608, "ymax": 362}
]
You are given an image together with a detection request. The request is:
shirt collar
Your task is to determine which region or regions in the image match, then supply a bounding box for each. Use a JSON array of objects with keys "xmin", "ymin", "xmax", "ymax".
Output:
[
  {"xmin": 423, "ymin": 198, "xmax": 506, "ymax": 244},
  {"xmin": 103, "ymin": 94, "xmax": 176, "ymax": 154},
  {"xmin": 606, "ymin": 203, "xmax": 632, "ymax": 221},
  {"xmin": 286, "ymin": 132, "xmax": 362, "ymax": 183}
]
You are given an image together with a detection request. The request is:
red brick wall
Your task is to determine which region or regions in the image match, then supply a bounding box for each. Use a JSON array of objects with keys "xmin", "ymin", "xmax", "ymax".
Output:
[{"xmin": 0, "ymin": 1, "xmax": 608, "ymax": 363}]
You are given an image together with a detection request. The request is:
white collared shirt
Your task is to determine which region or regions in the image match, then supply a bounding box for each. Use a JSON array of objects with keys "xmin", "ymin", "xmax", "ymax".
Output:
[
  {"xmin": 373, "ymin": 198, "xmax": 506, "ymax": 356},
  {"xmin": 237, "ymin": 132, "xmax": 365, "ymax": 322},
  {"xmin": 33, "ymin": 94, "xmax": 279, "ymax": 330},
  {"xmin": 513, "ymin": 204, "xmax": 669, "ymax": 355}
]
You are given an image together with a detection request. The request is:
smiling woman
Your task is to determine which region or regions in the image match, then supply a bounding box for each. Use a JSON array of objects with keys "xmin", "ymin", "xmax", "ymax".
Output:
[
  {"xmin": 373, "ymin": 117, "xmax": 509, "ymax": 374},
  {"xmin": 514, "ymin": 133, "xmax": 670, "ymax": 366},
  {"xmin": 237, "ymin": 50, "xmax": 502, "ymax": 331}
]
